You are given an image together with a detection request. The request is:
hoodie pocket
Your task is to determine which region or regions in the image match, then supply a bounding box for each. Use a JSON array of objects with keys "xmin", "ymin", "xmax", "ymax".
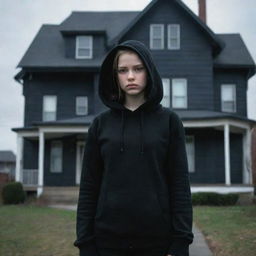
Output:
[{"xmin": 95, "ymin": 191, "xmax": 171, "ymax": 236}]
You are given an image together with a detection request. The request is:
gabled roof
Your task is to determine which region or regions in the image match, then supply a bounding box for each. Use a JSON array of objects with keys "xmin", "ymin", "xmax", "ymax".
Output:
[
  {"xmin": 16, "ymin": 0, "xmax": 255, "ymax": 74},
  {"xmin": 111, "ymin": 0, "xmax": 224, "ymax": 53},
  {"xmin": 0, "ymin": 151, "xmax": 16, "ymax": 162},
  {"xmin": 214, "ymin": 34, "xmax": 256, "ymax": 78}
]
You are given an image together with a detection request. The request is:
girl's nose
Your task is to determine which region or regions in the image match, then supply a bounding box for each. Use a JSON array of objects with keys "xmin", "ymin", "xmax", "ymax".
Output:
[{"xmin": 128, "ymin": 70, "xmax": 135, "ymax": 80}]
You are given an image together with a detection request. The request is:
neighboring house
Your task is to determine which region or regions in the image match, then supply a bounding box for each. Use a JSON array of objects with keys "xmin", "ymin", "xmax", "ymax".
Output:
[
  {"xmin": 0, "ymin": 151, "xmax": 16, "ymax": 183},
  {"xmin": 12, "ymin": 0, "xmax": 256, "ymax": 197}
]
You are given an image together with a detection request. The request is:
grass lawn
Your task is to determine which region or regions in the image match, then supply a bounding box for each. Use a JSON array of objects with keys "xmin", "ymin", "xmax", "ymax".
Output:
[
  {"xmin": 1, "ymin": 204, "xmax": 256, "ymax": 256},
  {"xmin": 0, "ymin": 204, "xmax": 78, "ymax": 256},
  {"xmin": 193, "ymin": 205, "xmax": 256, "ymax": 256}
]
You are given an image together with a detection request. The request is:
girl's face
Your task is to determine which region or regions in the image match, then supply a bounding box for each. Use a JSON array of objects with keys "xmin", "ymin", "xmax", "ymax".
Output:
[{"xmin": 117, "ymin": 52, "xmax": 147, "ymax": 98}]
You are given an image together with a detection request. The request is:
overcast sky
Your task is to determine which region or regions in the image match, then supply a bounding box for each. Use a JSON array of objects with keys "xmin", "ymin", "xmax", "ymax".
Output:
[{"xmin": 0, "ymin": 0, "xmax": 255, "ymax": 154}]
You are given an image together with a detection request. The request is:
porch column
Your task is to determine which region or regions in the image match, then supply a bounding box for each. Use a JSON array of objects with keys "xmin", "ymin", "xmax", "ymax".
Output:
[
  {"xmin": 15, "ymin": 134, "xmax": 24, "ymax": 182},
  {"xmin": 37, "ymin": 131, "xmax": 45, "ymax": 197},
  {"xmin": 243, "ymin": 128, "xmax": 252, "ymax": 184},
  {"xmin": 224, "ymin": 123, "xmax": 231, "ymax": 185}
]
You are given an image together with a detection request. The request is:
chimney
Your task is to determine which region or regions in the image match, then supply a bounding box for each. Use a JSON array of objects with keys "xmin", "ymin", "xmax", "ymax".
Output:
[{"xmin": 198, "ymin": 0, "xmax": 207, "ymax": 23}]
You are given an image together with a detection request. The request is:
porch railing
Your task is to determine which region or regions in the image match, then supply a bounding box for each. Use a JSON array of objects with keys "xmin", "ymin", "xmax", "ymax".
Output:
[{"xmin": 22, "ymin": 169, "xmax": 38, "ymax": 186}]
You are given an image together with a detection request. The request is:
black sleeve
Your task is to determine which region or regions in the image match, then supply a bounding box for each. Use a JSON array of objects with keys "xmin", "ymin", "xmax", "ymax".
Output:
[
  {"xmin": 167, "ymin": 112, "xmax": 194, "ymax": 256},
  {"xmin": 73, "ymin": 118, "xmax": 103, "ymax": 256}
]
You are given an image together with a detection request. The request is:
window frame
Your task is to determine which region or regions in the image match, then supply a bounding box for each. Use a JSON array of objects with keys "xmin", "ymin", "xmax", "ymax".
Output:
[
  {"xmin": 172, "ymin": 78, "xmax": 188, "ymax": 109},
  {"xmin": 76, "ymin": 96, "xmax": 88, "ymax": 115},
  {"xmin": 50, "ymin": 140, "xmax": 63, "ymax": 173},
  {"xmin": 221, "ymin": 84, "xmax": 236, "ymax": 113},
  {"xmin": 185, "ymin": 135, "xmax": 195, "ymax": 173},
  {"xmin": 75, "ymin": 35, "xmax": 93, "ymax": 59},
  {"xmin": 161, "ymin": 78, "xmax": 170, "ymax": 108},
  {"xmin": 150, "ymin": 24, "xmax": 164, "ymax": 50},
  {"xmin": 167, "ymin": 24, "xmax": 180, "ymax": 50},
  {"xmin": 42, "ymin": 95, "xmax": 57, "ymax": 121}
]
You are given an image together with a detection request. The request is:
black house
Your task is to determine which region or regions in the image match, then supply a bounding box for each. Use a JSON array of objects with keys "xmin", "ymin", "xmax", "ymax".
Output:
[{"xmin": 12, "ymin": 0, "xmax": 256, "ymax": 197}]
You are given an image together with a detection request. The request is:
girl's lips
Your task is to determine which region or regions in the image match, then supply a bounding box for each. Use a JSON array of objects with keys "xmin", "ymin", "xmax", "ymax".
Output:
[{"xmin": 127, "ymin": 84, "xmax": 138, "ymax": 88}]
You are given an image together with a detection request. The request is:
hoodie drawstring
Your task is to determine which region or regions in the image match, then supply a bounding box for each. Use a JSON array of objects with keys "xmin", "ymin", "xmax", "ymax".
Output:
[
  {"xmin": 140, "ymin": 111, "xmax": 144, "ymax": 154},
  {"xmin": 120, "ymin": 110, "xmax": 144, "ymax": 155},
  {"xmin": 120, "ymin": 110, "xmax": 125, "ymax": 153}
]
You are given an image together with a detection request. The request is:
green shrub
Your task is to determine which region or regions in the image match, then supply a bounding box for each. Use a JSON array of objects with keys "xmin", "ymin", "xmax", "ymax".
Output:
[
  {"xmin": 192, "ymin": 192, "xmax": 239, "ymax": 206},
  {"xmin": 2, "ymin": 182, "xmax": 26, "ymax": 204}
]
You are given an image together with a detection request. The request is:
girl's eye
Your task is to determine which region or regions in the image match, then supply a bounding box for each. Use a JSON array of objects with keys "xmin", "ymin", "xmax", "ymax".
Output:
[
  {"xmin": 134, "ymin": 67, "xmax": 145, "ymax": 72},
  {"xmin": 117, "ymin": 69, "xmax": 127, "ymax": 74}
]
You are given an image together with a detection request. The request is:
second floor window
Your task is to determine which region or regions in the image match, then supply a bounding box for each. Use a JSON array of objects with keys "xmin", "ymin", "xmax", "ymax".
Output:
[
  {"xmin": 172, "ymin": 78, "xmax": 187, "ymax": 109},
  {"xmin": 76, "ymin": 36, "xmax": 93, "ymax": 59},
  {"xmin": 43, "ymin": 95, "xmax": 57, "ymax": 121},
  {"xmin": 161, "ymin": 78, "xmax": 170, "ymax": 108},
  {"xmin": 50, "ymin": 141, "xmax": 63, "ymax": 173},
  {"xmin": 168, "ymin": 24, "xmax": 180, "ymax": 50},
  {"xmin": 76, "ymin": 96, "xmax": 88, "ymax": 115},
  {"xmin": 150, "ymin": 24, "xmax": 164, "ymax": 49},
  {"xmin": 221, "ymin": 84, "xmax": 236, "ymax": 113}
]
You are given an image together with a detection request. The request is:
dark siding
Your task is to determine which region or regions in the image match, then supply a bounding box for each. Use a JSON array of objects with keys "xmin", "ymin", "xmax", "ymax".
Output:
[
  {"xmin": 230, "ymin": 133, "xmax": 243, "ymax": 183},
  {"xmin": 120, "ymin": 0, "xmax": 214, "ymax": 111},
  {"xmin": 64, "ymin": 34, "xmax": 106, "ymax": 59},
  {"xmin": 213, "ymin": 69, "xmax": 248, "ymax": 116},
  {"xmin": 44, "ymin": 135, "xmax": 77, "ymax": 186},
  {"xmin": 23, "ymin": 72, "xmax": 94, "ymax": 126},
  {"xmin": 187, "ymin": 128, "xmax": 225, "ymax": 184},
  {"xmin": 23, "ymin": 139, "xmax": 38, "ymax": 169},
  {"xmin": 186, "ymin": 128, "xmax": 243, "ymax": 184}
]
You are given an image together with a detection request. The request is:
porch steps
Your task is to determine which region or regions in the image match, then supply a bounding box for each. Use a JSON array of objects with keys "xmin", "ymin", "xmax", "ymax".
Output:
[{"xmin": 40, "ymin": 186, "xmax": 79, "ymax": 205}]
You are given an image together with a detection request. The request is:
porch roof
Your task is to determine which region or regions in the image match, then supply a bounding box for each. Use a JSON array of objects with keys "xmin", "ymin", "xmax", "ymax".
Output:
[{"xmin": 175, "ymin": 110, "xmax": 256, "ymax": 124}]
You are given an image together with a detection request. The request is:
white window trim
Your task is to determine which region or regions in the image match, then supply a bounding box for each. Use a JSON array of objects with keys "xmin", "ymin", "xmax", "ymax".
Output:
[
  {"xmin": 75, "ymin": 35, "xmax": 93, "ymax": 59},
  {"xmin": 161, "ymin": 78, "xmax": 170, "ymax": 108},
  {"xmin": 167, "ymin": 24, "xmax": 180, "ymax": 50},
  {"xmin": 185, "ymin": 135, "xmax": 195, "ymax": 173},
  {"xmin": 172, "ymin": 78, "xmax": 188, "ymax": 109},
  {"xmin": 76, "ymin": 96, "xmax": 88, "ymax": 115},
  {"xmin": 42, "ymin": 95, "xmax": 57, "ymax": 121},
  {"xmin": 50, "ymin": 140, "xmax": 63, "ymax": 173},
  {"xmin": 221, "ymin": 84, "xmax": 236, "ymax": 113},
  {"xmin": 150, "ymin": 24, "xmax": 164, "ymax": 49}
]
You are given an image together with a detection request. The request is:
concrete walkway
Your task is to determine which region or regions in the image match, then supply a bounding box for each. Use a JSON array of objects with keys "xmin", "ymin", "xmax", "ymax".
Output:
[{"xmin": 48, "ymin": 204, "xmax": 212, "ymax": 256}]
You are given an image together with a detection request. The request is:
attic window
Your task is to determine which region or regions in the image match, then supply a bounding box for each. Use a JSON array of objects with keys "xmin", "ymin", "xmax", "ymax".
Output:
[
  {"xmin": 150, "ymin": 24, "xmax": 164, "ymax": 49},
  {"xmin": 76, "ymin": 36, "xmax": 93, "ymax": 59},
  {"xmin": 168, "ymin": 24, "xmax": 180, "ymax": 50}
]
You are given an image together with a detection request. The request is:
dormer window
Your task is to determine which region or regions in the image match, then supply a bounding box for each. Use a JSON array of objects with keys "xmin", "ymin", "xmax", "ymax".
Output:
[
  {"xmin": 168, "ymin": 24, "xmax": 180, "ymax": 50},
  {"xmin": 150, "ymin": 24, "xmax": 164, "ymax": 49},
  {"xmin": 76, "ymin": 36, "xmax": 93, "ymax": 59}
]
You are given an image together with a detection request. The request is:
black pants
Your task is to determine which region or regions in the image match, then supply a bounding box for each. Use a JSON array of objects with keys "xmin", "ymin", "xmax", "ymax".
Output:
[{"xmin": 97, "ymin": 246, "xmax": 169, "ymax": 256}]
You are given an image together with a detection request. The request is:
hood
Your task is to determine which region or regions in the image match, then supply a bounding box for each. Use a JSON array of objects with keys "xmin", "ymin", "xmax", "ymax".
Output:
[
  {"xmin": 98, "ymin": 40, "xmax": 164, "ymax": 154},
  {"xmin": 99, "ymin": 40, "xmax": 163, "ymax": 112}
]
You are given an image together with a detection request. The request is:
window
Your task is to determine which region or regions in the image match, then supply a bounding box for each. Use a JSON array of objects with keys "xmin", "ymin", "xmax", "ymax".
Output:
[
  {"xmin": 43, "ymin": 95, "xmax": 57, "ymax": 121},
  {"xmin": 76, "ymin": 96, "xmax": 88, "ymax": 115},
  {"xmin": 185, "ymin": 136, "xmax": 195, "ymax": 173},
  {"xmin": 50, "ymin": 141, "xmax": 63, "ymax": 173},
  {"xmin": 221, "ymin": 84, "xmax": 236, "ymax": 112},
  {"xmin": 76, "ymin": 36, "xmax": 93, "ymax": 59},
  {"xmin": 161, "ymin": 78, "xmax": 170, "ymax": 108},
  {"xmin": 172, "ymin": 79, "xmax": 187, "ymax": 108},
  {"xmin": 150, "ymin": 24, "xmax": 164, "ymax": 49},
  {"xmin": 168, "ymin": 24, "xmax": 180, "ymax": 50}
]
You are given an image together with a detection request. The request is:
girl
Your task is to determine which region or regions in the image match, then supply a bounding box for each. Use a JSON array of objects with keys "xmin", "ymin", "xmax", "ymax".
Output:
[{"xmin": 74, "ymin": 40, "xmax": 194, "ymax": 256}]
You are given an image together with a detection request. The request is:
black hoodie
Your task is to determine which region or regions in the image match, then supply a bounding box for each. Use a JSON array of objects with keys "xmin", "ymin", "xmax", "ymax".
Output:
[{"xmin": 74, "ymin": 40, "xmax": 194, "ymax": 256}]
